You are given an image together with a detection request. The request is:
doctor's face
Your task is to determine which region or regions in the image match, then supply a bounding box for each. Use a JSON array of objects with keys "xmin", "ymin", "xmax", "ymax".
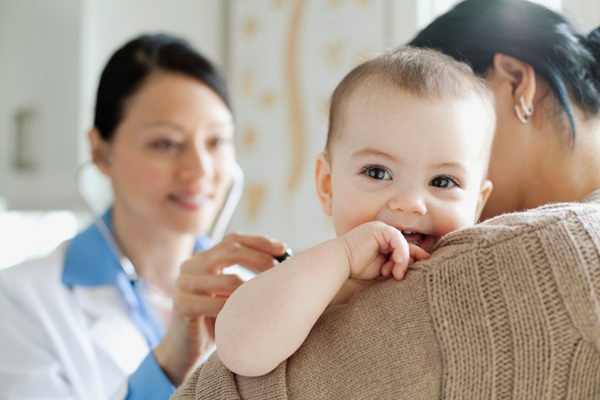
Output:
[{"xmin": 96, "ymin": 72, "xmax": 235, "ymax": 235}]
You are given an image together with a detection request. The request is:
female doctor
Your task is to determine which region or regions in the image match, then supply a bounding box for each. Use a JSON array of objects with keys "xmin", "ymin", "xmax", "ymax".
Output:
[{"xmin": 0, "ymin": 33, "xmax": 287, "ymax": 399}]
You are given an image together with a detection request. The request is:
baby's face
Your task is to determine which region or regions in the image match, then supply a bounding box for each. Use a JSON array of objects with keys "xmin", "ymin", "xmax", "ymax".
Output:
[{"xmin": 319, "ymin": 86, "xmax": 492, "ymax": 252}]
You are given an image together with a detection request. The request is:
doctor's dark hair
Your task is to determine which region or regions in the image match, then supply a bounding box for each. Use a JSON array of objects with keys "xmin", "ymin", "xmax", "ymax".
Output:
[
  {"xmin": 408, "ymin": 0, "xmax": 600, "ymax": 140},
  {"xmin": 93, "ymin": 33, "xmax": 231, "ymax": 141}
]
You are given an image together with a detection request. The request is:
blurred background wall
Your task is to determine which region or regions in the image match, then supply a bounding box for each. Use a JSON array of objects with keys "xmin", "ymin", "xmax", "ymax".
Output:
[{"xmin": 0, "ymin": 0, "xmax": 597, "ymax": 268}]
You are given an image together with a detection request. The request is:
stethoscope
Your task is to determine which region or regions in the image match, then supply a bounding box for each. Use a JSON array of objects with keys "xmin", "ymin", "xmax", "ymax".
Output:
[{"xmin": 74, "ymin": 161, "xmax": 245, "ymax": 284}]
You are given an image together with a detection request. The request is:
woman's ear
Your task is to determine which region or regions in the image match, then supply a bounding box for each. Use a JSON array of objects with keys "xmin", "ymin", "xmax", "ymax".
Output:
[
  {"xmin": 476, "ymin": 179, "xmax": 493, "ymax": 222},
  {"xmin": 315, "ymin": 152, "xmax": 333, "ymax": 216},
  {"xmin": 88, "ymin": 128, "xmax": 112, "ymax": 176},
  {"xmin": 490, "ymin": 53, "xmax": 537, "ymax": 115}
]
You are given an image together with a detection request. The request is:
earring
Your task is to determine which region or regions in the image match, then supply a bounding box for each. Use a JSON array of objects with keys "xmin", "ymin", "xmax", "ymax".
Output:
[{"xmin": 514, "ymin": 95, "xmax": 534, "ymax": 124}]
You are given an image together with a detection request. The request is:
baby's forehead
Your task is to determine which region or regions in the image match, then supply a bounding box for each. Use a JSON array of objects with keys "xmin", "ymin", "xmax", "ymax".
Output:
[
  {"xmin": 344, "ymin": 82, "xmax": 493, "ymax": 133},
  {"xmin": 326, "ymin": 48, "xmax": 496, "ymax": 170},
  {"xmin": 337, "ymin": 87, "xmax": 494, "ymax": 164}
]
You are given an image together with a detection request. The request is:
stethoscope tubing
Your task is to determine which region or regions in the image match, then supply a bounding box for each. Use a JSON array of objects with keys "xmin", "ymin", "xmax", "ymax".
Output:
[{"xmin": 74, "ymin": 161, "xmax": 245, "ymax": 283}]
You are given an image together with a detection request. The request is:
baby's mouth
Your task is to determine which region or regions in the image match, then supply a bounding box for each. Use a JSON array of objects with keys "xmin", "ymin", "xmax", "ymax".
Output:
[{"xmin": 400, "ymin": 230, "xmax": 436, "ymax": 253}]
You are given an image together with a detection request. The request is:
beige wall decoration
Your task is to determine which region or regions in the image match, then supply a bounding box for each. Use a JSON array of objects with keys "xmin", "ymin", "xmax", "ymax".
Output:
[{"xmin": 228, "ymin": 0, "xmax": 390, "ymax": 251}]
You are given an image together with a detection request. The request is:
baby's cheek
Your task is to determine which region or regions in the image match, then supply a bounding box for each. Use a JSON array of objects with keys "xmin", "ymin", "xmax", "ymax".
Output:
[
  {"xmin": 434, "ymin": 208, "xmax": 476, "ymax": 237},
  {"xmin": 333, "ymin": 206, "xmax": 374, "ymax": 236},
  {"xmin": 334, "ymin": 215, "xmax": 365, "ymax": 236}
]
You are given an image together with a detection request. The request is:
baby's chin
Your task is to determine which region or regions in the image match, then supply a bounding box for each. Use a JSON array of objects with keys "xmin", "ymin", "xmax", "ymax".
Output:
[{"xmin": 401, "ymin": 232, "xmax": 437, "ymax": 253}]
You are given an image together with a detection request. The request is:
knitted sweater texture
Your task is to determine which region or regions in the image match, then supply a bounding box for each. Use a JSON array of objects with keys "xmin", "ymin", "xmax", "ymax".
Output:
[{"xmin": 172, "ymin": 191, "xmax": 600, "ymax": 399}]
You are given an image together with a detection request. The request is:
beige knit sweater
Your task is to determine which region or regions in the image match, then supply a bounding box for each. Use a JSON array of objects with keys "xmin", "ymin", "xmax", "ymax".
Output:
[{"xmin": 172, "ymin": 191, "xmax": 600, "ymax": 399}]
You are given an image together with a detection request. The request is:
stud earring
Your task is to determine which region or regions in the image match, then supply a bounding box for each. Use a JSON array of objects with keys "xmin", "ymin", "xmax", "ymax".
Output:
[{"xmin": 515, "ymin": 95, "xmax": 534, "ymax": 124}]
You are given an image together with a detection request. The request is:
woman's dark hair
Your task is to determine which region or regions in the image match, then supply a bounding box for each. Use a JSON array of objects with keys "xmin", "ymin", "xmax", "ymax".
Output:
[
  {"xmin": 408, "ymin": 0, "xmax": 600, "ymax": 139},
  {"xmin": 94, "ymin": 33, "xmax": 231, "ymax": 141}
]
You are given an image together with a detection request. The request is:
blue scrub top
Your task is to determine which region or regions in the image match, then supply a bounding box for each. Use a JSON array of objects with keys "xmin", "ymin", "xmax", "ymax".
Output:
[{"xmin": 62, "ymin": 208, "xmax": 211, "ymax": 399}]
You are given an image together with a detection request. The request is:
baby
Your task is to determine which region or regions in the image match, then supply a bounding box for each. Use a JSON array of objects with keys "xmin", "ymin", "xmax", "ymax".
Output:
[{"xmin": 216, "ymin": 47, "xmax": 496, "ymax": 377}]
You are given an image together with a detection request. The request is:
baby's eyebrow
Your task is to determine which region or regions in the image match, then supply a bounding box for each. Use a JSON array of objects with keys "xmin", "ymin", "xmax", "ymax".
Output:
[
  {"xmin": 351, "ymin": 148, "xmax": 398, "ymax": 162},
  {"xmin": 430, "ymin": 161, "xmax": 466, "ymax": 171}
]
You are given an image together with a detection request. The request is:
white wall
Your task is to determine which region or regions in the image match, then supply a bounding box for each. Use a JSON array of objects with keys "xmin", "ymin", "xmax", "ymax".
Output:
[
  {"xmin": 0, "ymin": 0, "xmax": 82, "ymax": 210},
  {"xmin": 563, "ymin": 0, "xmax": 600, "ymax": 32}
]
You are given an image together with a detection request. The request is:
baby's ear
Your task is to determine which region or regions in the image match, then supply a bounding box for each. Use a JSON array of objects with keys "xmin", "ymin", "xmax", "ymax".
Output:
[
  {"xmin": 476, "ymin": 179, "xmax": 493, "ymax": 221},
  {"xmin": 315, "ymin": 152, "xmax": 333, "ymax": 216}
]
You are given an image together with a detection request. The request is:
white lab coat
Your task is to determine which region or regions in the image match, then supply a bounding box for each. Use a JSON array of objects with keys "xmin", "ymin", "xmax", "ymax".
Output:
[{"xmin": 0, "ymin": 242, "xmax": 149, "ymax": 400}]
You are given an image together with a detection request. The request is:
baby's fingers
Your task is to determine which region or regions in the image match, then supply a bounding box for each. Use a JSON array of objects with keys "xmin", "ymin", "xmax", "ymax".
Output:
[
  {"xmin": 408, "ymin": 244, "xmax": 430, "ymax": 261},
  {"xmin": 391, "ymin": 262, "xmax": 409, "ymax": 281},
  {"xmin": 381, "ymin": 260, "xmax": 395, "ymax": 277},
  {"xmin": 392, "ymin": 245, "xmax": 430, "ymax": 281},
  {"xmin": 387, "ymin": 231, "xmax": 410, "ymax": 266}
]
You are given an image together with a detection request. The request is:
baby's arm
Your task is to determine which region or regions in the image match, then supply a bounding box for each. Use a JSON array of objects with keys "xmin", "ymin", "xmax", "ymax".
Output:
[
  {"xmin": 329, "ymin": 279, "xmax": 375, "ymax": 307},
  {"xmin": 215, "ymin": 221, "xmax": 429, "ymax": 377}
]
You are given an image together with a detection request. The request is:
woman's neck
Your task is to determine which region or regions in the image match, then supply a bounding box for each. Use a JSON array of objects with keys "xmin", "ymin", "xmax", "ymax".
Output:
[
  {"xmin": 110, "ymin": 205, "xmax": 197, "ymax": 297},
  {"xmin": 527, "ymin": 114, "xmax": 600, "ymax": 207}
]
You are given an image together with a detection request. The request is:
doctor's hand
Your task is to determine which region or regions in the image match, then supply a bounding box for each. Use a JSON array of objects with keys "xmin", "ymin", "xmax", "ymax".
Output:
[{"xmin": 153, "ymin": 232, "xmax": 286, "ymax": 387}]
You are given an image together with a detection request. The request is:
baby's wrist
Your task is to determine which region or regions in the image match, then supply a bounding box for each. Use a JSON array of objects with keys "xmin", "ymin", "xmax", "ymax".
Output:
[{"xmin": 336, "ymin": 234, "xmax": 361, "ymax": 280}]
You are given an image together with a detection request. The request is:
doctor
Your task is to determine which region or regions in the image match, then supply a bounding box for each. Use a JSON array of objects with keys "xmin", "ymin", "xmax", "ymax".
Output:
[{"xmin": 0, "ymin": 33, "xmax": 287, "ymax": 399}]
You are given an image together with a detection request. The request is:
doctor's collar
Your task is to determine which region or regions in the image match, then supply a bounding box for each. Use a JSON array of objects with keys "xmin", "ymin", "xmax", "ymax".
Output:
[{"xmin": 62, "ymin": 208, "xmax": 211, "ymax": 287}]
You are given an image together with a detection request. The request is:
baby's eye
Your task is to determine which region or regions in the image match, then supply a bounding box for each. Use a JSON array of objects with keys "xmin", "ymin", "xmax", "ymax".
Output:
[
  {"xmin": 362, "ymin": 166, "xmax": 391, "ymax": 180},
  {"xmin": 429, "ymin": 176, "xmax": 458, "ymax": 188}
]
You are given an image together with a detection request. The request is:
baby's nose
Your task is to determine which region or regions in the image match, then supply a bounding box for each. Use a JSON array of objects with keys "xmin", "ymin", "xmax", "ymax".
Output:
[{"xmin": 388, "ymin": 192, "xmax": 427, "ymax": 215}]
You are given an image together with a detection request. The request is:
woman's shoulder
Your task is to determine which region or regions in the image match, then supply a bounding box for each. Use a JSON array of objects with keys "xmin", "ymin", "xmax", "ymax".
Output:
[
  {"xmin": 417, "ymin": 193, "xmax": 600, "ymax": 399},
  {"xmin": 434, "ymin": 191, "xmax": 600, "ymax": 255}
]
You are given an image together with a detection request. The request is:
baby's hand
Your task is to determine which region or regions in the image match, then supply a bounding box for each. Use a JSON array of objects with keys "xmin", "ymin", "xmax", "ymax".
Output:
[{"xmin": 340, "ymin": 221, "xmax": 430, "ymax": 281}]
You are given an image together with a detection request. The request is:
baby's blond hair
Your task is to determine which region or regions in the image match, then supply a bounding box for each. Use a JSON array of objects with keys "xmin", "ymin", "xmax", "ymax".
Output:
[{"xmin": 325, "ymin": 47, "xmax": 496, "ymax": 157}]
